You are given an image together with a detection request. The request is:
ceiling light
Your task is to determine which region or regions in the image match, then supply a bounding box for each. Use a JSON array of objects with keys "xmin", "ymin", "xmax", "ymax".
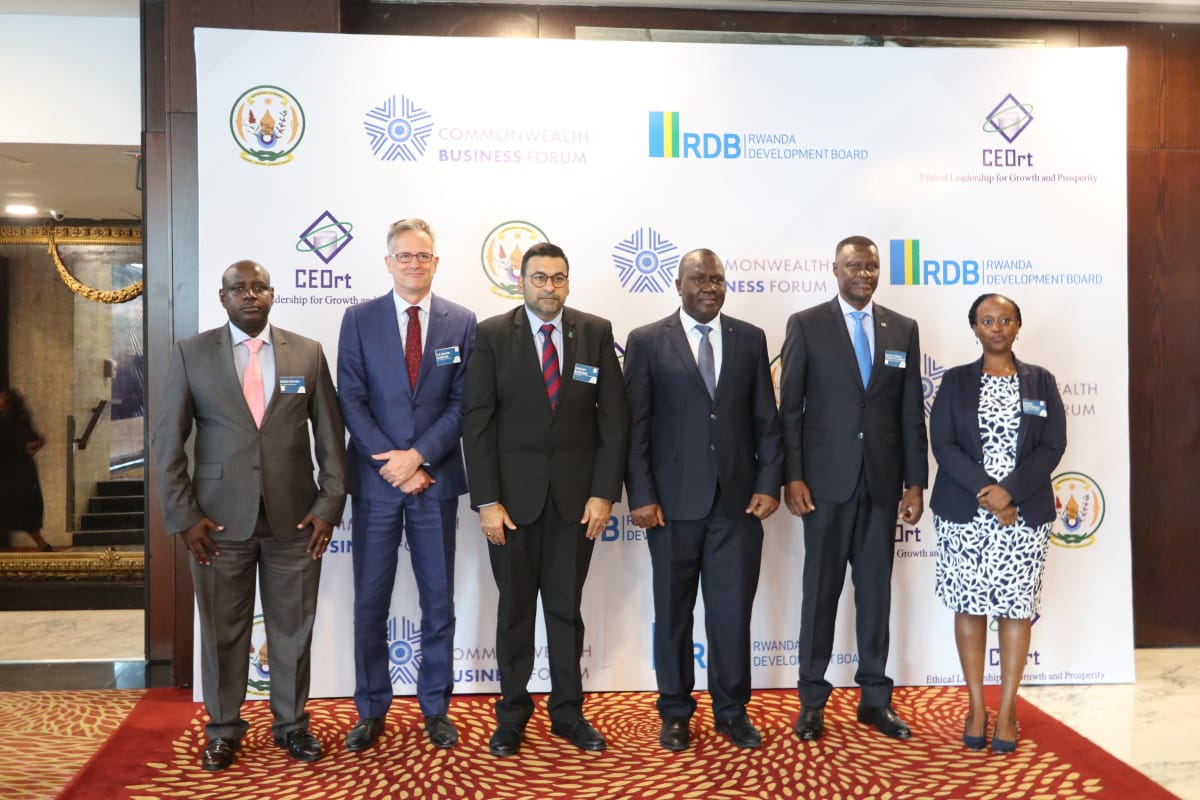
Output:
[{"xmin": 5, "ymin": 204, "xmax": 38, "ymax": 216}]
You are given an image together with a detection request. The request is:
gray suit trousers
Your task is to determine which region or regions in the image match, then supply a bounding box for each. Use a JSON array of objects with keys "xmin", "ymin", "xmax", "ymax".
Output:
[{"xmin": 191, "ymin": 512, "xmax": 322, "ymax": 742}]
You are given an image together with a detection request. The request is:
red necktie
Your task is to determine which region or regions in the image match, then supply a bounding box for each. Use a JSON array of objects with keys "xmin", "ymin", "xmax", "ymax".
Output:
[
  {"xmin": 405, "ymin": 306, "xmax": 421, "ymax": 391},
  {"xmin": 242, "ymin": 338, "xmax": 265, "ymax": 428},
  {"xmin": 540, "ymin": 323, "xmax": 560, "ymax": 410}
]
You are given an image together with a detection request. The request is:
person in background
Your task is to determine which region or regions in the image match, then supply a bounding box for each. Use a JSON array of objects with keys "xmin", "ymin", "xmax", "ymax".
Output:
[
  {"xmin": 0, "ymin": 388, "xmax": 52, "ymax": 552},
  {"xmin": 929, "ymin": 293, "xmax": 1066, "ymax": 754}
]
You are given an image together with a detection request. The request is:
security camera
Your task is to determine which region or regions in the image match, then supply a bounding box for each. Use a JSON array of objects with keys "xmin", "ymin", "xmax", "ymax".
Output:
[{"xmin": 49, "ymin": 210, "xmax": 66, "ymax": 222}]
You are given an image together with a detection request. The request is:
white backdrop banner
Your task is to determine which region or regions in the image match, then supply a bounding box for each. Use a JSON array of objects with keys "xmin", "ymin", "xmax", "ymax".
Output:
[{"xmin": 192, "ymin": 29, "xmax": 1131, "ymax": 701}]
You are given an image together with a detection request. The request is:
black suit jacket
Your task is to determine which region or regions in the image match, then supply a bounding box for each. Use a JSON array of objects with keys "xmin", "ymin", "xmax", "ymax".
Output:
[
  {"xmin": 929, "ymin": 356, "xmax": 1066, "ymax": 526},
  {"xmin": 462, "ymin": 306, "xmax": 630, "ymax": 525},
  {"xmin": 624, "ymin": 311, "xmax": 782, "ymax": 520},
  {"xmin": 779, "ymin": 297, "xmax": 928, "ymax": 507}
]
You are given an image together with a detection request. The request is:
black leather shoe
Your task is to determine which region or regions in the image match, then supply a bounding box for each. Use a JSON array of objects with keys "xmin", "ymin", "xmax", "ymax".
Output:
[
  {"xmin": 346, "ymin": 717, "xmax": 384, "ymax": 752},
  {"xmin": 275, "ymin": 728, "xmax": 324, "ymax": 762},
  {"xmin": 793, "ymin": 706, "xmax": 824, "ymax": 741},
  {"xmin": 201, "ymin": 737, "xmax": 238, "ymax": 772},
  {"xmin": 425, "ymin": 715, "xmax": 459, "ymax": 748},
  {"xmin": 659, "ymin": 717, "xmax": 690, "ymax": 751},
  {"xmin": 857, "ymin": 704, "xmax": 912, "ymax": 739},
  {"xmin": 550, "ymin": 717, "xmax": 607, "ymax": 751},
  {"xmin": 488, "ymin": 723, "xmax": 525, "ymax": 757},
  {"xmin": 713, "ymin": 713, "xmax": 762, "ymax": 749}
]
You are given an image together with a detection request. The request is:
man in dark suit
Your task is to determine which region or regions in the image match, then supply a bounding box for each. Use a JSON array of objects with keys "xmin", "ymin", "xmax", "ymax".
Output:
[
  {"xmin": 152, "ymin": 260, "xmax": 346, "ymax": 771},
  {"xmin": 462, "ymin": 242, "xmax": 629, "ymax": 757},
  {"xmin": 337, "ymin": 218, "xmax": 477, "ymax": 752},
  {"xmin": 624, "ymin": 248, "xmax": 782, "ymax": 751},
  {"xmin": 779, "ymin": 235, "xmax": 927, "ymax": 741}
]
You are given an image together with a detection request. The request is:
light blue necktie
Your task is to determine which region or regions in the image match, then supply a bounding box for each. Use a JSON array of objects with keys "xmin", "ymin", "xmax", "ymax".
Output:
[
  {"xmin": 850, "ymin": 311, "xmax": 872, "ymax": 387},
  {"xmin": 697, "ymin": 324, "xmax": 716, "ymax": 400}
]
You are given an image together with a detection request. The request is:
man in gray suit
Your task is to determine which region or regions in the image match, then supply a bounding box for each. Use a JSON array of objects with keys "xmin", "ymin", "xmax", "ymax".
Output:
[{"xmin": 153, "ymin": 259, "xmax": 346, "ymax": 771}]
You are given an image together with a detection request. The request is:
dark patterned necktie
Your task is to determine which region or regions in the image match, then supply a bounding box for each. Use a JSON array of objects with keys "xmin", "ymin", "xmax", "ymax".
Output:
[
  {"xmin": 540, "ymin": 323, "xmax": 560, "ymax": 410},
  {"xmin": 405, "ymin": 306, "xmax": 421, "ymax": 390}
]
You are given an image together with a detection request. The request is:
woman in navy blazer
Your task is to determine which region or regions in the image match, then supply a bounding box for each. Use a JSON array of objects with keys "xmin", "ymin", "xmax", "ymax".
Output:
[{"xmin": 929, "ymin": 294, "xmax": 1066, "ymax": 754}]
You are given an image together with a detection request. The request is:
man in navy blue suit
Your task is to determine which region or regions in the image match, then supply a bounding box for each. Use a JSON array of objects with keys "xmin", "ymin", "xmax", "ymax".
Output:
[
  {"xmin": 624, "ymin": 248, "xmax": 782, "ymax": 751},
  {"xmin": 337, "ymin": 218, "xmax": 477, "ymax": 751}
]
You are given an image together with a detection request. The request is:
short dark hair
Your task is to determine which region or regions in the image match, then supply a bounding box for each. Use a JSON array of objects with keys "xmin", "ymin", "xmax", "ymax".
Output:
[
  {"xmin": 967, "ymin": 293, "xmax": 1023, "ymax": 326},
  {"xmin": 521, "ymin": 242, "xmax": 569, "ymax": 276},
  {"xmin": 835, "ymin": 235, "xmax": 877, "ymax": 257}
]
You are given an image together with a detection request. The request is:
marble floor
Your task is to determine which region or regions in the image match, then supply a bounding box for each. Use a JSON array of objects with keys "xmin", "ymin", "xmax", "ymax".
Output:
[{"xmin": 0, "ymin": 610, "xmax": 1196, "ymax": 798}]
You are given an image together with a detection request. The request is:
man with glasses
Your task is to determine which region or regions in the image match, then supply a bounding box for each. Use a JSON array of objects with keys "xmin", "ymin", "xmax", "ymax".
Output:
[
  {"xmin": 462, "ymin": 242, "xmax": 629, "ymax": 757},
  {"xmin": 624, "ymin": 248, "xmax": 782, "ymax": 751},
  {"xmin": 152, "ymin": 260, "xmax": 345, "ymax": 771},
  {"xmin": 779, "ymin": 235, "xmax": 928, "ymax": 743},
  {"xmin": 337, "ymin": 218, "xmax": 477, "ymax": 751}
]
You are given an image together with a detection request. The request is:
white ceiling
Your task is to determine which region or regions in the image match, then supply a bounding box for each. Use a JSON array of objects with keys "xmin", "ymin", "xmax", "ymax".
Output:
[{"xmin": 0, "ymin": 144, "xmax": 142, "ymax": 222}]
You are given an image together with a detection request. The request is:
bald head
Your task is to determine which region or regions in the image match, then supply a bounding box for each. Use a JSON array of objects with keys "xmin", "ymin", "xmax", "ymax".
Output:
[{"xmin": 219, "ymin": 259, "xmax": 274, "ymax": 335}]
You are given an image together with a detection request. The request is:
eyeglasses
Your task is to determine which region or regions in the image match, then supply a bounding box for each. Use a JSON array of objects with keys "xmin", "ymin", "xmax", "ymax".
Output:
[
  {"xmin": 527, "ymin": 272, "xmax": 569, "ymax": 288},
  {"xmin": 226, "ymin": 284, "xmax": 272, "ymax": 298},
  {"xmin": 389, "ymin": 252, "xmax": 435, "ymax": 264}
]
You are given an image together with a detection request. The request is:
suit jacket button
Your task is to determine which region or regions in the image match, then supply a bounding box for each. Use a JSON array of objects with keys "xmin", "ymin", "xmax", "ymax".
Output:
[
  {"xmin": 710, "ymin": 413, "xmax": 717, "ymax": 421},
  {"xmin": 859, "ymin": 402, "xmax": 866, "ymax": 408},
  {"xmin": 857, "ymin": 432, "xmax": 864, "ymax": 440}
]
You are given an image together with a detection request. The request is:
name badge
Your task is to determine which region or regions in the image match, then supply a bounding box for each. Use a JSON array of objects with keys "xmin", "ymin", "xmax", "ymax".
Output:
[
  {"xmin": 572, "ymin": 363, "xmax": 599, "ymax": 384},
  {"xmin": 883, "ymin": 350, "xmax": 907, "ymax": 369},
  {"xmin": 279, "ymin": 376, "xmax": 306, "ymax": 394},
  {"xmin": 1022, "ymin": 398, "xmax": 1047, "ymax": 417},
  {"xmin": 434, "ymin": 346, "xmax": 461, "ymax": 366}
]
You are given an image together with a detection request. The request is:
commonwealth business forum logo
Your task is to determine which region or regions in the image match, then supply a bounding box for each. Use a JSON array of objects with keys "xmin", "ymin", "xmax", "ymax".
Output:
[
  {"xmin": 612, "ymin": 227, "xmax": 680, "ymax": 292},
  {"xmin": 388, "ymin": 615, "xmax": 423, "ymax": 686},
  {"xmin": 364, "ymin": 94, "xmax": 434, "ymax": 162}
]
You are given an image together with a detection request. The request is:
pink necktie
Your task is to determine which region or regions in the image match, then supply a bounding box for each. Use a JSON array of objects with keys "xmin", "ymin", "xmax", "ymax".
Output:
[{"xmin": 242, "ymin": 338, "xmax": 265, "ymax": 428}]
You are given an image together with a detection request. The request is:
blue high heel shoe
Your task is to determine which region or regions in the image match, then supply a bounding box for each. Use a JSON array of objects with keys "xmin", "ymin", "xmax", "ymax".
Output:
[
  {"xmin": 991, "ymin": 722, "xmax": 1019, "ymax": 753},
  {"xmin": 962, "ymin": 712, "xmax": 987, "ymax": 751}
]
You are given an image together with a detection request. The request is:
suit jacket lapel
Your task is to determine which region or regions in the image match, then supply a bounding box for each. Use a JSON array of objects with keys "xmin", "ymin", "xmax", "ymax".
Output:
[
  {"xmin": 216, "ymin": 325, "xmax": 257, "ymax": 429},
  {"xmin": 715, "ymin": 317, "xmax": 736, "ymax": 401},
  {"xmin": 964, "ymin": 357, "xmax": 985, "ymax": 459},
  {"xmin": 261, "ymin": 326, "xmax": 286, "ymax": 427},
  {"xmin": 867, "ymin": 306, "xmax": 890, "ymax": 392},
  {"xmin": 418, "ymin": 295, "xmax": 448, "ymax": 394},
  {"xmin": 512, "ymin": 307, "xmax": 552, "ymax": 413},
  {"xmin": 666, "ymin": 314, "xmax": 710, "ymax": 398},
  {"xmin": 560, "ymin": 309, "xmax": 578, "ymax": 410},
  {"xmin": 826, "ymin": 298, "xmax": 863, "ymax": 390}
]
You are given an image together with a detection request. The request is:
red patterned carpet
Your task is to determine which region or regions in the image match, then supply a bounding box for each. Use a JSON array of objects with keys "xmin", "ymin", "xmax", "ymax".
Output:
[{"xmin": 28, "ymin": 686, "xmax": 1177, "ymax": 799}]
